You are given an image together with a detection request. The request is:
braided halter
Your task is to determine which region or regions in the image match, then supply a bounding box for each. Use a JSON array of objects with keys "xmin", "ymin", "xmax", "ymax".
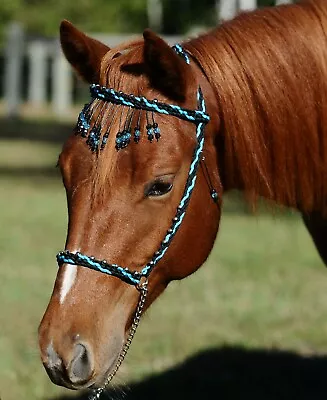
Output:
[{"xmin": 56, "ymin": 46, "xmax": 212, "ymax": 399}]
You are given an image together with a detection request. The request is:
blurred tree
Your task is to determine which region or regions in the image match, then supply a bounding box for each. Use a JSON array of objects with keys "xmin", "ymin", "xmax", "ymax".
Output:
[
  {"xmin": 17, "ymin": 0, "xmax": 148, "ymax": 35},
  {"xmin": 0, "ymin": 0, "xmax": 22, "ymax": 30},
  {"xmin": 0, "ymin": 0, "xmax": 148, "ymax": 39},
  {"xmin": 162, "ymin": 0, "xmax": 215, "ymax": 34},
  {"xmin": 0, "ymin": 0, "xmax": 289, "ymax": 40},
  {"xmin": 162, "ymin": 0, "xmax": 281, "ymax": 34}
]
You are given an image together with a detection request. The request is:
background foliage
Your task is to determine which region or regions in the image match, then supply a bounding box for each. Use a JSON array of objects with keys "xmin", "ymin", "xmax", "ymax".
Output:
[{"xmin": 0, "ymin": 0, "xmax": 277, "ymax": 39}]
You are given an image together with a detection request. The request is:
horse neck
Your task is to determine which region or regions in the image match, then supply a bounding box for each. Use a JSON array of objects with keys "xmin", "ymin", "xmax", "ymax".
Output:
[{"xmin": 186, "ymin": 1, "xmax": 327, "ymax": 214}]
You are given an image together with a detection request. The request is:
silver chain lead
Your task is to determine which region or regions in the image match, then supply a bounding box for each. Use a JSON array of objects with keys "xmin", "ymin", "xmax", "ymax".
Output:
[{"xmin": 88, "ymin": 280, "xmax": 148, "ymax": 400}]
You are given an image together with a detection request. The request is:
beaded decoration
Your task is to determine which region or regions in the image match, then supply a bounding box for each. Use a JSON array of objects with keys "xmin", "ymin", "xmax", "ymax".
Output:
[{"xmin": 74, "ymin": 82, "xmax": 209, "ymax": 153}]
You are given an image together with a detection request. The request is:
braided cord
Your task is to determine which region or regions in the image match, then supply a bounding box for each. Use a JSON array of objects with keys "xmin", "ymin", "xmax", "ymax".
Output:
[
  {"xmin": 140, "ymin": 88, "xmax": 206, "ymax": 276},
  {"xmin": 172, "ymin": 44, "xmax": 191, "ymax": 64},
  {"xmin": 56, "ymin": 251, "xmax": 141, "ymax": 285},
  {"xmin": 56, "ymin": 45, "xmax": 210, "ymax": 399},
  {"xmin": 90, "ymin": 85, "xmax": 209, "ymax": 124},
  {"xmin": 56, "ymin": 88, "xmax": 208, "ymax": 285}
]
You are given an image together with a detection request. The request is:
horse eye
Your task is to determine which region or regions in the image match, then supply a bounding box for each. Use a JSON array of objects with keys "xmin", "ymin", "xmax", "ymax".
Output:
[{"xmin": 145, "ymin": 179, "xmax": 173, "ymax": 197}]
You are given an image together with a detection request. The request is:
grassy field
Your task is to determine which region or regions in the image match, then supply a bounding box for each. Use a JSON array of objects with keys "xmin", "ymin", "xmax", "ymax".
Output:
[{"xmin": 1, "ymin": 136, "xmax": 327, "ymax": 400}]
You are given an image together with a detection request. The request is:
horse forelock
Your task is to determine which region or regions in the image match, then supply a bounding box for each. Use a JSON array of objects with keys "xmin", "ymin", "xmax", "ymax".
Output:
[
  {"xmin": 88, "ymin": 39, "xmax": 197, "ymax": 204},
  {"xmin": 88, "ymin": 41, "xmax": 146, "ymax": 202}
]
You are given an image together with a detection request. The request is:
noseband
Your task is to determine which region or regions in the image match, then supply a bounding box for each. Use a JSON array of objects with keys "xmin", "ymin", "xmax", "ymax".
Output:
[{"xmin": 56, "ymin": 46, "xmax": 213, "ymax": 398}]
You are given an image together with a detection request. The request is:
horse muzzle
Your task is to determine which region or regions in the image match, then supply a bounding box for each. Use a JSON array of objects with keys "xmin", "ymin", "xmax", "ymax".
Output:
[{"xmin": 41, "ymin": 341, "xmax": 96, "ymax": 389}]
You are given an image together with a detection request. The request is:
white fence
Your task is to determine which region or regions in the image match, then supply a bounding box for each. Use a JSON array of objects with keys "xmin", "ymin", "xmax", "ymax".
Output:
[{"xmin": 2, "ymin": 0, "xmax": 292, "ymax": 118}]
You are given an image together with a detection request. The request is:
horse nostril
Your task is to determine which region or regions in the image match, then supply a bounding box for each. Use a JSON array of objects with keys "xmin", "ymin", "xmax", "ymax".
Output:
[
  {"xmin": 68, "ymin": 343, "xmax": 94, "ymax": 384},
  {"xmin": 46, "ymin": 343, "xmax": 62, "ymax": 368}
]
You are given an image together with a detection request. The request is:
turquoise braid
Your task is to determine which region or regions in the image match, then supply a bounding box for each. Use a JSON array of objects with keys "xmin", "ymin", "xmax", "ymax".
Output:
[{"xmin": 57, "ymin": 45, "xmax": 211, "ymax": 287}]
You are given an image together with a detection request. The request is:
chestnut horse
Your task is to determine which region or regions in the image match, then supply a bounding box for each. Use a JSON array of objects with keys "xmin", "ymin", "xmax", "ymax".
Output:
[{"xmin": 39, "ymin": 0, "xmax": 327, "ymax": 394}]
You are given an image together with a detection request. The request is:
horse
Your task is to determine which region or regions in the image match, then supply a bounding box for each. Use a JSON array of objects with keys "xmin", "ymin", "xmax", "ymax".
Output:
[{"xmin": 38, "ymin": 0, "xmax": 327, "ymax": 395}]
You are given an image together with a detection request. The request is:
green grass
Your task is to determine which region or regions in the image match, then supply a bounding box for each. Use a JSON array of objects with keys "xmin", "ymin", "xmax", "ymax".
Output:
[{"xmin": 0, "ymin": 139, "xmax": 327, "ymax": 400}]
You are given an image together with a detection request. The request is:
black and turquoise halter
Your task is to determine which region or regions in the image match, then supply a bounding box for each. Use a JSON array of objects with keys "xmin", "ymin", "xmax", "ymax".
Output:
[
  {"xmin": 56, "ymin": 46, "xmax": 215, "ymax": 288},
  {"xmin": 56, "ymin": 44, "xmax": 218, "ymax": 399}
]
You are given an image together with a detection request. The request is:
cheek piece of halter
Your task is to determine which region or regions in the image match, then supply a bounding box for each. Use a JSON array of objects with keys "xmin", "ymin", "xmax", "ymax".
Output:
[{"xmin": 56, "ymin": 45, "xmax": 217, "ymax": 399}]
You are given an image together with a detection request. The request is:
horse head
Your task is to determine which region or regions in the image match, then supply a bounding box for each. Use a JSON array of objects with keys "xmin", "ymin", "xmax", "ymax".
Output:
[{"xmin": 38, "ymin": 21, "xmax": 222, "ymax": 390}]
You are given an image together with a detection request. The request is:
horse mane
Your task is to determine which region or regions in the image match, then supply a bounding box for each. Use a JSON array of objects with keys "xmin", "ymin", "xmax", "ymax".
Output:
[
  {"xmin": 94, "ymin": 0, "xmax": 327, "ymax": 213},
  {"xmin": 185, "ymin": 0, "xmax": 327, "ymax": 213}
]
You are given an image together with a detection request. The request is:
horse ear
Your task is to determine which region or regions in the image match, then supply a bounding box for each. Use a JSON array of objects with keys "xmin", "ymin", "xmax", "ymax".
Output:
[
  {"xmin": 60, "ymin": 20, "xmax": 110, "ymax": 83},
  {"xmin": 143, "ymin": 29, "xmax": 189, "ymax": 102}
]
